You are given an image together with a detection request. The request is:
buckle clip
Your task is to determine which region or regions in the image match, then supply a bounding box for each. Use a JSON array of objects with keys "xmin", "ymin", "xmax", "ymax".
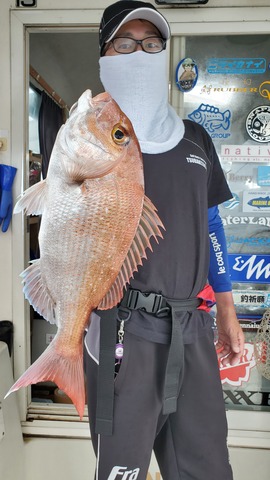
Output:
[{"xmin": 126, "ymin": 289, "xmax": 164, "ymax": 314}]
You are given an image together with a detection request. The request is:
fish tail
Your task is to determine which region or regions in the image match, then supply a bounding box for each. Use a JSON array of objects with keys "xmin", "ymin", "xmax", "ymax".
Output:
[{"xmin": 4, "ymin": 339, "xmax": 85, "ymax": 419}]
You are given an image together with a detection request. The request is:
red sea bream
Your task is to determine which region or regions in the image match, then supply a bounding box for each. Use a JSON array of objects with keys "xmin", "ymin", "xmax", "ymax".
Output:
[{"xmin": 5, "ymin": 90, "xmax": 163, "ymax": 418}]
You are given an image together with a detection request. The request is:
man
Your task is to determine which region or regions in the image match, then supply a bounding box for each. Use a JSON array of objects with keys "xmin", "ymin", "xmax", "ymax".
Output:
[{"xmin": 84, "ymin": 2, "xmax": 245, "ymax": 479}]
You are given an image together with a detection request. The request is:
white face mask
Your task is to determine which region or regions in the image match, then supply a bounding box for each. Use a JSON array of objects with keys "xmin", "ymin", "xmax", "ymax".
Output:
[{"xmin": 99, "ymin": 50, "xmax": 184, "ymax": 154}]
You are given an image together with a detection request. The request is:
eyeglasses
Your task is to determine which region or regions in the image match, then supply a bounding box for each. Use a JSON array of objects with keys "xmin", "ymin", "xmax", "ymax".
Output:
[{"xmin": 109, "ymin": 36, "xmax": 166, "ymax": 54}]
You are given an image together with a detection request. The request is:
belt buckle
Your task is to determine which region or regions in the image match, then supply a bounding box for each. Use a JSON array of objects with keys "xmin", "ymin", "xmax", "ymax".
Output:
[{"xmin": 127, "ymin": 289, "xmax": 163, "ymax": 314}]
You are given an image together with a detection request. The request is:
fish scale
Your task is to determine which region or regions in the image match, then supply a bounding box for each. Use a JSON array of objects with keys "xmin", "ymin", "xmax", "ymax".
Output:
[{"xmin": 5, "ymin": 89, "xmax": 164, "ymax": 418}]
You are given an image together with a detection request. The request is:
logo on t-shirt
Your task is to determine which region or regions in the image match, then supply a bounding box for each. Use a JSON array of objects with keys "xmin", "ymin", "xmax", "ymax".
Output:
[{"xmin": 186, "ymin": 154, "xmax": 207, "ymax": 170}]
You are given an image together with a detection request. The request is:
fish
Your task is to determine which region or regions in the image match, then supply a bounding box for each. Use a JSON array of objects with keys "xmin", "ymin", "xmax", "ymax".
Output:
[
  {"xmin": 5, "ymin": 89, "xmax": 164, "ymax": 418},
  {"xmin": 188, "ymin": 103, "xmax": 231, "ymax": 133},
  {"xmin": 248, "ymin": 196, "xmax": 270, "ymax": 208}
]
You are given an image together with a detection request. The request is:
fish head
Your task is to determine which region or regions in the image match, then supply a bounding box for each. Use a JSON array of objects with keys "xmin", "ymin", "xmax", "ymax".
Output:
[{"xmin": 57, "ymin": 89, "xmax": 141, "ymax": 181}]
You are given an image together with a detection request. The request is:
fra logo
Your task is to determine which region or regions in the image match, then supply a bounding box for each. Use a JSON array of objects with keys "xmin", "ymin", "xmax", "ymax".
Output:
[{"xmin": 108, "ymin": 466, "xmax": 140, "ymax": 480}]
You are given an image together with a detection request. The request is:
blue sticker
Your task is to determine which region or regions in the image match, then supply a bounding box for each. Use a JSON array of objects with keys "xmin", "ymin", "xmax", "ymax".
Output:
[
  {"xmin": 223, "ymin": 193, "xmax": 240, "ymax": 210},
  {"xmin": 258, "ymin": 166, "xmax": 270, "ymax": 186},
  {"xmin": 248, "ymin": 195, "xmax": 270, "ymax": 209},
  {"xmin": 228, "ymin": 254, "xmax": 270, "ymax": 283},
  {"xmin": 207, "ymin": 58, "xmax": 266, "ymax": 74},
  {"xmin": 176, "ymin": 57, "xmax": 198, "ymax": 93},
  {"xmin": 226, "ymin": 235, "xmax": 270, "ymax": 250},
  {"xmin": 243, "ymin": 190, "xmax": 270, "ymax": 212},
  {"xmin": 188, "ymin": 104, "xmax": 231, "ymax": 134}
]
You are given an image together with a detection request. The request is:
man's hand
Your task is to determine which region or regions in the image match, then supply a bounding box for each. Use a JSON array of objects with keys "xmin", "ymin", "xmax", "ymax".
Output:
[{"xmin": 214, "ymin": 291, "xmax": 245, "ymax": 367}]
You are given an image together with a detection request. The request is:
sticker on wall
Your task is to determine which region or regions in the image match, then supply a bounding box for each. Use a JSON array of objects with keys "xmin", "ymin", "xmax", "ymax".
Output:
[
  {"xmin": 222, "ymin": 193, "xmax": 240, "ymax": 210},
  {"xmin": 222, "ymin": 215, "xmax": 270, "ymax": 227},
  {"xmin": 222, "ymin": 215, "xmax": 270, "ymax": 228},
  {"xmin": 258, "ymin": 166, "xmax": 270, "ymax": 187},
  {"xmin": 188, "ymin": 104, "xmax": 231, "ymax": 138},
  {"xmin": 246, "ymin": 105, "xmax": 270, "ymax": 143},
  {"xmin": 175, "ymin": 57, "xmax": 198, "ymax": 93},
  {"xmin": 200, "ymin": 81, "xmax": 270, "ymax": 101},
  {"xmin": 226, "ymin": 234, "xmax": 270, "ymax": 251},
  {"xmin": 228, "ymin": 253, "xmax": 270, "ymax": 283},
  {"xmin": 243, "ymin": 190, "xmax": 270, "ymax": 212},
  {"xmin": 233, "ymin": 290, "xmax": 270, "ymax": 308},
  {"xmin": 221, "ymin": 144, "xmax": 270, "ymax": 163},
  {"xmin": 207, "ymin": 57, "xmax": 266, "ymax": 75},
  {"xmin": 226, "ymin": 172, "xmax": 253, "ymax": 184},
  {"xmin": 219, "ymin": 343, "xmax": 256, "ymax": 386}
]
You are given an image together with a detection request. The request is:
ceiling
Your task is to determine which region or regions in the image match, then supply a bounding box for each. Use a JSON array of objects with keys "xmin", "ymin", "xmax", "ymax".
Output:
[{"xmin": 30, "ymin": 31, "xmax": 104, "ymax": 109}]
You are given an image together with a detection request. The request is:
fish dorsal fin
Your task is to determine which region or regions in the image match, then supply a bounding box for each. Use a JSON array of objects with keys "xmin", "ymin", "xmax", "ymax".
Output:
[
  {"xmin": 20, "ymin": 259, "xmax": 57, "ymax": 325},
  {"xmin": 14, "ymin": 179, "xmax": 47, "ymax": 215},
  {"xmin": 98, "ymin": 195, "xmax": 164, "ymax": 310}
]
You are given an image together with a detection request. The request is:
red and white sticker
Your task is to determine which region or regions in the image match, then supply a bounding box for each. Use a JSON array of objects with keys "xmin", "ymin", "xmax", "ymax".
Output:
[{"xmin": 219, "ymin": 343, "xmax": 256, "ymax": 386}]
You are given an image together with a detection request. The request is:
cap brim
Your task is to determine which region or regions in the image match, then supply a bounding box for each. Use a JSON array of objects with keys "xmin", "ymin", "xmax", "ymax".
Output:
[{"xmin": 106, "ymin": 7, "xmax": 170, "ymax": 43}]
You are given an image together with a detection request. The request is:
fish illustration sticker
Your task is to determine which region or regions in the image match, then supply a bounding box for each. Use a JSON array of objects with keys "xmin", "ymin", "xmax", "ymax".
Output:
[
  {"xmin": 188, "ymin": 103, "xmax": 231, "ymax": 135},
  {"xmin": 243, "ymin": 190, "xmax": 270, "ymax": 212},
  {"xmin": 246, "ymin": 105, "xmax": 270, "ymax": 142},
  {"xmin": 176, "ymin": 57, "xmax": 198, "ymax": 93}
]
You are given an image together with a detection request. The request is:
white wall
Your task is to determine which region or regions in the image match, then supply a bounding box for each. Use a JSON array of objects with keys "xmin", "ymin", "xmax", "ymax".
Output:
[
  {"xmin": 23, "ymin": 442, "xmax": 270, "ymax": 480},
  {"xmin": 0, "ymin": 343, "xmax": 24, "ymax": 480},
  {"xmin": 1, "ymin": 1, "xmax": 270, "ymax": 480}
]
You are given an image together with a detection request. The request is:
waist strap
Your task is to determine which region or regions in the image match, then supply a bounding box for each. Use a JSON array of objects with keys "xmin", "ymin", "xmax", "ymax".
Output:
[
  {"xmin": 95, "ymin": 289, "xmax": 202, "ymax": 435},
  {"xmin": 121, "ymin": 289, "xmax": 202, "ymax": 414},
  {"xmin": 162, "ymin": 297, "xmax": 201, "ymax": 414},
  {"xmin": 95, "ymin": 307, "xmax": 117, "ymax": 436}
]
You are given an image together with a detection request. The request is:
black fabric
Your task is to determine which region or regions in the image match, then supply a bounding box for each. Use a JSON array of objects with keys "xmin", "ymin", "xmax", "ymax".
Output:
[
  {"xmin": 162, "ymin": 298, "xmax": 201, "ymax": 414},
  {"xmin": 124, "ymin": 120, "xmax": 232, "ymax": 344},
  {"xmin": 95, "ymin": 308, "xmax": 118, "ymax": 435},
  {"xmin": 38, "ymin": 91, "xmax": 64, "ymax": 179},
  {"xmin": 120, "ymin": 290, "xmax": 202, "ymax": 413},
  {"xmin": 84, "ymin": 330, "xmax": 233, "ymax": 480}
]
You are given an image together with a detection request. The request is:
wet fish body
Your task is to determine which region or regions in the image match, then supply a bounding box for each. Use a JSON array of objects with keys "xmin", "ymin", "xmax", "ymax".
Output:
[{"xmin": 6, "ymin": 90, "xmax": 163, "ymax": 417}]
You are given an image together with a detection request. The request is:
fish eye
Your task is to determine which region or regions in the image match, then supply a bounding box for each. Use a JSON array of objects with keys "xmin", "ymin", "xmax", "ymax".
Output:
[{"xmin": 111, "ymin": 124, "xmax": 129, "ymax": 145}]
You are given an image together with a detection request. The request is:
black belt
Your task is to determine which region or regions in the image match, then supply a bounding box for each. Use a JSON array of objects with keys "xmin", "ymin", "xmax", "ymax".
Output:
[{"xmin": 95, "ymin": 289, "xmax": 201, "ymax": 435}]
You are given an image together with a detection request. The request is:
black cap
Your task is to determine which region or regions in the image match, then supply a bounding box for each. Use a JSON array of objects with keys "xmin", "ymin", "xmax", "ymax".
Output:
[{"xmin": 99, "ymin": 0, "xmax": 170, "ymax": 54}]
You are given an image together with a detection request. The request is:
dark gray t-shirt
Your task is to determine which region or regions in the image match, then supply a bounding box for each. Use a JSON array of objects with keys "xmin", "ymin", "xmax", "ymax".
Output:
[{"xmin": 123, "ymin": 120, "xmax": 232, "ymax": 344}]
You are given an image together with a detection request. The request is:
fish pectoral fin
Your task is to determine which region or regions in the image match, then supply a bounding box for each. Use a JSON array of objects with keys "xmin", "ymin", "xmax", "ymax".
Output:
[
  {"xmin": 14, "ymin": 179, "xmax": 47, "ymax": 215},
  {"xmin": 5, "ymin": 339, "xmax": 85, "ymax": 420},
  {"xmin": 21, "ymin": 259, "xmax": 57, "ymax": 325},
  {"xmin": 98, "ymin": 195, "xmax": 164, "ymax": 310}
]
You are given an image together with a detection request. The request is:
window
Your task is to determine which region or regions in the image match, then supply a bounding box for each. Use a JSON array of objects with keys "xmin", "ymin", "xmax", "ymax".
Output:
[
  {"xmin": 29, "ymin": 85, "xmax": 41, "ymax": 154},
  {"xmin": 171, "ymin": 33, "xmax": 270, "ymax": 412}
]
